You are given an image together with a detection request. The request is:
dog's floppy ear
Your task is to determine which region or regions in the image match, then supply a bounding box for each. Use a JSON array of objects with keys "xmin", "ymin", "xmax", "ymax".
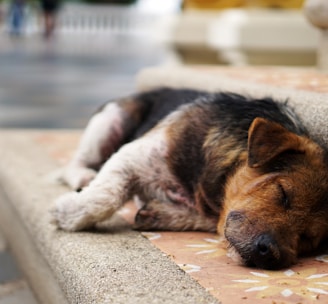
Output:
[{"xmin": 248, "ymin": 117, "xmax": 303, "ymax": 168}]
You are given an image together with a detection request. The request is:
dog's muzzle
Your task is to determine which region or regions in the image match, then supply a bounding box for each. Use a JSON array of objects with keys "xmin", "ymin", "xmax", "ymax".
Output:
[{"xmin": 225, "ymin": 211, "xmax": 289, "ymax": 269}]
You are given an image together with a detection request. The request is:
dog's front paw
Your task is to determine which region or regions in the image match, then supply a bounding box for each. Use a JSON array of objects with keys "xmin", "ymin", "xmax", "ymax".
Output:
[
  {"xmin": 51, "ymin": 192, "xmax": 94, "ymax": 231},
  {"xmin": 62, "ymin": 166, "xmax": 97, "ymax": 190}
]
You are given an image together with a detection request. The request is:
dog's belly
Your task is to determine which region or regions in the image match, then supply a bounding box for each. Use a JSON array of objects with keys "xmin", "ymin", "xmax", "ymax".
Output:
[{"xmin": 134, "ymin": 128, "xmax": 194, "ymax": 208}]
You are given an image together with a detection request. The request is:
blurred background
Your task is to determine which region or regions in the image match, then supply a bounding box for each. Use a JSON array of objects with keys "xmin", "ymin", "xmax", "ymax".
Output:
[
  {"xmin": 0, "ymin": 0, "xmax": 319, "ymax": 128},
  {"xmin": 0, "ymin": 2, "xmax": 323, "ymax": 302}
]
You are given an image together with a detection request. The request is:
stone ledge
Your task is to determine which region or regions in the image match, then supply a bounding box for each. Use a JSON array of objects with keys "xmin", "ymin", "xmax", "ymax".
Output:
[{"xmin": 0, "ymin": 130, "xmax": 218, "ymax": 304}]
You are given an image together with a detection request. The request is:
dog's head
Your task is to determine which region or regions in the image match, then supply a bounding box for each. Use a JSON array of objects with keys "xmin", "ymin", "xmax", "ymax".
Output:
[{"xmin": 218, "ymin": 117, "xmax": 328, "ymax": 269}]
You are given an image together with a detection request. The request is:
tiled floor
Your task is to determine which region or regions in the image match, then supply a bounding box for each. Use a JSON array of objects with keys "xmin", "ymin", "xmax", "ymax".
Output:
[
  {"xmin": 0, "ymin": 34, "xmax": 171, "ymax": 129},
  {"xmin": 0, "ymin": 31, "xmax": 172, "ymax": 303}
]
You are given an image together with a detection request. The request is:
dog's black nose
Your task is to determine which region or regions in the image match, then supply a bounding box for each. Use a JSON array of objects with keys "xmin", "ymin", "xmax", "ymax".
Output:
[
  {"xmin": 256, "ymin": 234, "xmax": 273, "ymax": 255},
  {"xmin": 252, "ymin": 234, "xmax": 280, "ymax": 269}
]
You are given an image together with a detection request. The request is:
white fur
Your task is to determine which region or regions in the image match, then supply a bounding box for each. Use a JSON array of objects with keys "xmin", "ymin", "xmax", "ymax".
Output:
[
  {"xmin": 226, "ymin": 246, "xmax": 243, "ymax": 265},
  {"xmin": 62, "ymin": 103, "xmax": 124, "ymax": 190},
  {"xmin": 53, "ymin": 127, "xmax": 171, "ymax": 231},
  {"xmin": 52, "ymin": 104, "xmax": 198, "ymax": 231}
]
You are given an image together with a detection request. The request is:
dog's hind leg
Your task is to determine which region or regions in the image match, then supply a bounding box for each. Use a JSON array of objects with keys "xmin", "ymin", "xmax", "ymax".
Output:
[
  {"xmin": 134, "ymin": 200, "xmax": 217, "ymax": 232},
  {"xmin": 62, "ymin": 97, "xmax": 150, "ymax": 190}
]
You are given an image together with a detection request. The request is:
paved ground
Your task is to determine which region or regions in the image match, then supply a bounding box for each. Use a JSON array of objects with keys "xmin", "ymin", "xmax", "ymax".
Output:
[
  {"xmin": 0, "ymin": 30, "xmax": 172, "ymax": 303},
  {"xmin": 0, "ymin": 34, "xmax": 171, "ymax": 128}
]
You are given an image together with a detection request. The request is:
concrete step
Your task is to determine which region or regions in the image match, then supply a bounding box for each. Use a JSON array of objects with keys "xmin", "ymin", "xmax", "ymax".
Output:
[{"xmin": 0, "ymin": 130, "xmax": 218, "ymax": 304}]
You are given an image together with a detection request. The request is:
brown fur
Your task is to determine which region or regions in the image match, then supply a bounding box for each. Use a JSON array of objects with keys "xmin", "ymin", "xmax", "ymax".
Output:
[{"xmin": 218, "ymin": 118, "xmax": 328, "ymax": 268}]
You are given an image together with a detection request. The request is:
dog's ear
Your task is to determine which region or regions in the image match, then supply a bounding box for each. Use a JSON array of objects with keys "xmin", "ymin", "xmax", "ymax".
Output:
[{"xmin": 248, "ymin": 117, "xmax": 303, "ymax": 168}]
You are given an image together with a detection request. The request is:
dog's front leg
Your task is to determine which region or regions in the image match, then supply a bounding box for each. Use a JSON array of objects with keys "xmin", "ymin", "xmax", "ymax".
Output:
[
  {"xmin": 52, "ymin": 140, "xmax": 140, "ymax": 231},
  {"xmin": 62, "ymin": 97, "xmax": 148, "ymax": 190},
  {"xmin": 62, "ymin": 103, "xmax": 125, "ymax": 190}
]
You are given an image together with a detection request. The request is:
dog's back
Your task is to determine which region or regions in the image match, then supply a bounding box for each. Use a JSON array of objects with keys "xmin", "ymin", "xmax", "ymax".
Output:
[
  {"xmin": 122, "ymin": 88, "xmax": 210, "ymax": 139},
  {"xmin": 113, "ymin": 88, "xmax": 307, "ymax": 143}
]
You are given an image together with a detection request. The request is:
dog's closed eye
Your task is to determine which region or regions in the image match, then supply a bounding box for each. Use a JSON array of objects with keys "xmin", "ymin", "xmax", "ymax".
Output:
[{"xmin": 278, "ymin": 184, "xmax": 291, "ymax": 210}]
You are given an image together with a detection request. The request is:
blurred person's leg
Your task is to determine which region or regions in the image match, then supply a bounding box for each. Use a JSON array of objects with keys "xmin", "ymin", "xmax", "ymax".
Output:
[
  {"xmin": 44, "ymin": 11, "xmax": 56, "ymax": 38},
  {"xmin": 40, "ymin": 0, "xmax": 59, "ymax": 39},
  {"xmin": 9, "ymin": 0, "xmax": 25, "ymax": 36}
]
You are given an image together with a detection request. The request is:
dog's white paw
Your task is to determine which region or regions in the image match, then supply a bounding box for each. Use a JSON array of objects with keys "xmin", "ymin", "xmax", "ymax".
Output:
[
  {"xmin": 62, "ymin": 166, "xmax": 97, "ymax": 190},
  {"xmin": 51, "ymin": 192, "xmax": 94, "ymax": 231}
]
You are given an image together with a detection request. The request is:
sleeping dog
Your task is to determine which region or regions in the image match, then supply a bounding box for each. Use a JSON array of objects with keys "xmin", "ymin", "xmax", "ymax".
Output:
[{"xmin": 52, "ymin": 88, "xmax": 328, "ymax": 270}]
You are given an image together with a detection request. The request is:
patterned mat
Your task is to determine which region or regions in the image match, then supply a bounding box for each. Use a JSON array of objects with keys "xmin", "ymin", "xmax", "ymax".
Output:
[{"xmin": 197, "ymin": 66, "xmax": 328, "ymax": 93}]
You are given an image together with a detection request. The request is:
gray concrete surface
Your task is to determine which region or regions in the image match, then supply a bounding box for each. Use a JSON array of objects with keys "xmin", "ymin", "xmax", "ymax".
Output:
[
  {"xmin": 0, "ymin": 232, "xmax": 38, "ymax": 304},
  {"xmin": 0, "ymin": 252, "xmax": 21, "ymax": 284}
]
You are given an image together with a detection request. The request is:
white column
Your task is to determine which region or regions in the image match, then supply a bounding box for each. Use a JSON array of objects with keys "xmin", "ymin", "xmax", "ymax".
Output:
[{"xmin": 304, "ymin": 0, "xmax": 328, "ymax": 71}]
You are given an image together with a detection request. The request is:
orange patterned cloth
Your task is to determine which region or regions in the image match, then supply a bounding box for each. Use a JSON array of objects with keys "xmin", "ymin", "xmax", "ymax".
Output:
[
  {"xmin": 196, "ymin": 66, "xmax": 328, "ymax": 93},
  {"xmin": 183, "ymin": 0, "xmax": 304, "ymax": 9},
  {"xmin": 142, "ymin": 231, "xmax": 328, "ymax": 303}
]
